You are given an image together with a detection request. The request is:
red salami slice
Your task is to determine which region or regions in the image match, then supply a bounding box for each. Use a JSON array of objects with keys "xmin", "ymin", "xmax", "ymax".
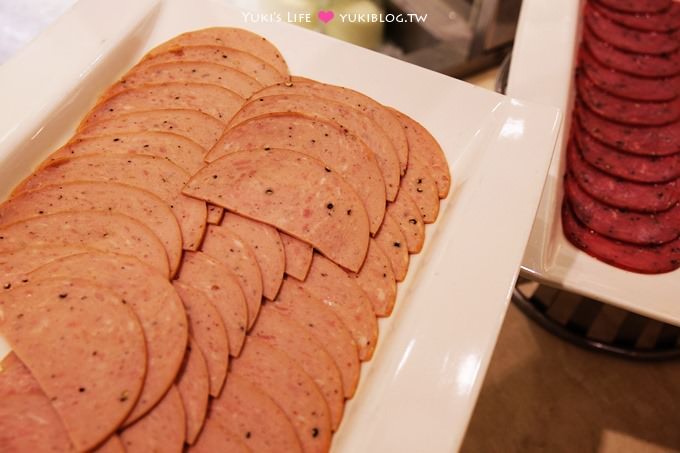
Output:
[
  {"xmin": 0, "ymin": 278, "xmax": 147, "ymax": 451},
  {"xmin": 350, "ymin": 239, "xmax": 397, "ymax": 317},
  {"xmin": 29, "ymin": 252, "xmax": 189, "ymax": 426},
  {"xmin": 205, "ymin": 113, "xmax": 386, "ymax": 234},
  {"xmin": 146, "ymin": 27, "xmax": 290, "ymax": 77},
  {"xmin": 374, "ymin": 212, "xmax": 410, "ymax": 281},
  {"xmin": 280, "ymin": 232, "xmax": 313, "ymax": 280},
  {"xmin": 176, "ymin": 340, "xmax": 210, "ymax": 445},
  {"xmin": 177, "ymin": 251, "xmax": 247, "ymax": 357},
  {"xmin": 568, "ymin": 141, "xmax": 679, "ymax": 212},
  {"xmin": 390, "ymin": 108, "xmax": 451, "ymax": 198},
  {"xmin": 76, "ymin": 109, "xmax": 224, "ymax": 150},
  {"xmin": 565, "ymin": 174, "xmax": 680, "ymax": 244},
  {"xmin": 574, "ymin": 122, "xmax": 680, "ymax": 183},
  {"xmin": 577, "ymin": 73, "xmax": 680, "ymax": 126},
  {"xmin": 299, "ymin": 254, "xmax": 378, "ymax": 361},
  {"xmin": 0, "ymin": 354, "xmax": 75, "ymax": 452},
  {"xmin": 230, "ymin": 338, "xmax": 332, "ymax": 453},
  {"xmin": 583, "ymin": 27, "xmax": 680, "ymax": 77},
  {"xmin": 202, "ymin": 223, "xmax": 263, "ymax": 328},
  {"xmin": 209, "ymin": 373, "xmax": 302, "ymax": 453},
  {"xmin": 105, "ymin": 61, "xmax": 263, "ymax": 99},
  {"xmin": 251, "ymin": 303, "xmax": 345, "ymax": 430},
  {"xmin": 133, "ymin": 45, "xmax": 285, "ymax": 87},
  {"xmin": 593, "ymin": 1, "xmax": 680, "ymax": 32},
  {"xmin": 562, "ymin": 200, "xmax": 680, "ymax": 273},
  {"xmin": 0, "ymin": 181, "xmax": 183, "ymax": 277},
  {"xmin": 221, "ymin": 212, "xmax": 285, "ymax": 301},
  {"xmin": 172, "ymin": 282, "xmax": 229, "ymax": 397},
  {"xmin": 186, "ymin": 149, "xmax": 371, "ymax": 272},
  {"xmin": 579, "ymin": 48, "xmax": 678, "ymax": 102},
  {"xmin": 230, "ymin": 94, "xmax": 402, "ymax": 202},
  {"xmin": 597, "ymin": 0, "xmax": 672, "ymax": 14},
  {"xmin": 120, "ymin": 386, "xmax": 186, "ymax": 453},
  {"xmin": 386, "ymin": 189, "xmax": 425, "ymax": 253},
  {"xmin": 0, "ymin": 211, "xmax": 169, "ymax": 277},
  {"xmin": 577, "ymin": 103, "xmax": 680, "ymax": 155},
  {"xmin": 273, "ymin": 278, "xmax": 360, "ymax": 398},
  {"xmin": 80, "ymin": 82, "xmax": 244, "ymax": 128},
  {"xmin": 586, "ymin": 4, "xmax": 680, "ymax": 55}
]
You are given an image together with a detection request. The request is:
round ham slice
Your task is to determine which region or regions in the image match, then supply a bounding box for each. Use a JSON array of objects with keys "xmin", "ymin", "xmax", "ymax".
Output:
[
  {"xmin": 80, "ymin": 82, "xmax": 244, "ymax": 128},
  {"xmin": 202, "ymin": 223, "xmax": 263, "ymax": 328},
  {"xmin": 577, "ymin": 73, "xmax": 680, "ymax": 126},
  {"xmin": 280, "ymin": 232, "xmax": 313, "ymax": 281},
  {"xmin": 299, "ymin": 254, "xmax": 378, "ymax": 361},
  {"xmin": 176, "ymin": 251, "xmax": 248, "ymax": 357},
  {"xmin": 0, "ymin": 245, "xmax": 87, "ymax": 290},
  {"xmin": 574, "ymin": 122, "xmax": 680, "ymax": 183},
  {"xmin": 133, "ymin": 45, "xmax": 285, "ymax": 86},
  {"xmin": 0, "ymin": 353, "xmax": 75, "ymax": 452},
  {"xmin": 374, "ymin": 212, "xmax": 410, "ymax": 282},
  {"xmin": 105, "ymin": 61, "xmax": 263, "ymax": 99},
  {"xmin": 402, "ymin": 153, "xmax": 440, "ymax": 223},
  {"xmin": 45, "ymin": 131, "xmax": 206, "ymax": 173},
  {"xmin": 28, "ymin": 252, "xmax": 189, "ymax": 426},
  {"xmin": 565, "ymin": 175, "xmax": 680, "ymax": 245},
  {"xmin": 230, "ymin": 93, "xmax": 402, "ymax": 201},
  {"xmin": 568, "ymin": 140, "xmax": 679, "ymax": 212},
  {"xmin": 221, "ymin": 212, "xmax": 285, "ymax": 301},
  {"xmin": 579, "ymin": 48, "xmax": 679, "ymax": 102},
  {"xmin": 15, "ymin": 153, "xmax": 207, "ymax": 251},
  {"xmin": 189, "ymin": 416, "xmax": 249, "ymax": 453},
  {"xmin": 120, "ymin": 386, "xmax": 186, "ymax": 453},
  {"xmin": 0, "ymin": 211, "xmax": 169, "ymax": 277},
  {"xmin": 390, "ymin": 107, "xmax": 451, "ymax": 198},
  {"xmin": 172, "ymin": 281, "xmax": 230, "ymax": 397},
  {"xmin": 585, "ymin": 4, "xmax": 680, "ymax": 55},
  {"xmin": 145, "ymin": 27, "xmax": 290, "ymax": 77},
  {"xmin": 273, "ymin": 278, "xmax": 360, "ymax": 398},
  {"xmin": 251, "ymin": 303, "xmax": 345, "ymax": 430},
  {"xmin": 576, "ymin": 103, "xmax": 680, "ymax": 155},
  {"xmin": 187, "ymin": 149, "xmax": 371, "ymax": 272},
  {"xmin": 563, "ymin": 200, "xmax": 680, "ymax": 274},
  {"xmin": 0, "ymin": 181, "xmax": 182, "ymax": 277},
  {"xmin": 206, "ymin": 113, "xmax": 387, "ymax": 234},
  {"xmin": 0, "ymin": 277, "xmax": 147, "ymax": 451},
  {"xmin": 350, "ymin": 239, "xmax": 398, "ymax": 317},
  {"xmin": 261, "ymin": 78, "xmax": 410, "ymax": 174},
  {"xmin": 230, "ymin": 338, "xmax": 331, "ymax": 453},
  {"xmin": 76, "ymin": 109, "xmax": 224, "ymax": 150},
  {"xmin": 209, "ymin": 373, "xmax": 302, "ymax": 453},
  {"xmin": 176, "ymin": 339, "xmax": 210, "ymax": 445},
  {"xmin": 387, "ymin": 189, "xmax": 425, "ymax": 253},
  {"xmin": 583, "ymin": 27, "xmax": 680, "ymax": 78}
]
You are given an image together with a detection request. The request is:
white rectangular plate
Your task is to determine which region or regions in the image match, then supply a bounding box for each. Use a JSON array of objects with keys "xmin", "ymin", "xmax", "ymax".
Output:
[
  {"xmin": 0, "ymin": 0, "xmax": 560, "ymax": 451},
  {"xmin": 509, "ymin": 0, "xmax": 680, "ymax": 325}
]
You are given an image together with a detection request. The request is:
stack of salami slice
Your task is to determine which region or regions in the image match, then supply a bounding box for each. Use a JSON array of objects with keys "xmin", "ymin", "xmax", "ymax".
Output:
[
  {"xmin": 0, "ymin": 27, "xmax": 451, "ymax": 452},
  {"xmin": 562, "ymin": 0, "xmax": 680, "ymax": 274}
]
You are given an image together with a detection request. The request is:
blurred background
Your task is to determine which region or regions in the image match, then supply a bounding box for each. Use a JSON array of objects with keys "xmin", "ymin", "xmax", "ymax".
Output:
[{"xmin": 1, "ymin": 0, "xmax": 521, "ymax": 77}]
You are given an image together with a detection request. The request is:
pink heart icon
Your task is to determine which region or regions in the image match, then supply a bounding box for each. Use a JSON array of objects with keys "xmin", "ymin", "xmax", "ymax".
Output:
[{"xmin": 318, "ymin": 10, "xmax": 335, "ymax": 24}]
